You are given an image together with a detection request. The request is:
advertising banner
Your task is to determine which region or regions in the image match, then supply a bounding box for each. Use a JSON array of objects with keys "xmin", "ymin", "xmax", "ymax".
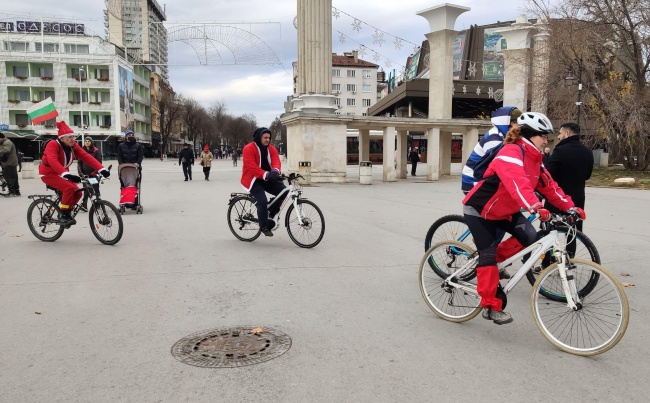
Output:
[
  {"xmin": 453, "ymin": 33, "xmax": 466, "ymax": 80},
  {"xmin": 483, "ymin": 28, "xmax": 505, "ymax": 81}
]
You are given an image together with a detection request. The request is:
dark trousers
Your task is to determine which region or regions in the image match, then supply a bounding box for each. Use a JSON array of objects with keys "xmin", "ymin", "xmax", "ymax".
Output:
[
  {"xmin": 2, "ymin": 165, "xmax": 19, "ymax": 194},
  {"xmin": 182, "ymin": 163, "xmax": 192, "ymax": 180},
  {"xmin": 410, "ymin": 161, "xmax": 417, "ymax": 176},
  {"xmin": 203, "ymin": 166, "xmax": 210, "ymax": 179},
  {"xmin": 18, "ymin": 161, "xmax": 22, "ymax": 172},
  {"xmin": 82, "ymin": 183, "xmax": 100, "ymax": 206},
  {"xmin": 249, "ymin": 178, "xmax": 287, "ymax": 230}
]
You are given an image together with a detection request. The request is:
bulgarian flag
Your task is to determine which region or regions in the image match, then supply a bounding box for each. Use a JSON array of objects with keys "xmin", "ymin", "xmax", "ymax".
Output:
[{"xmin": 27, "ymin": 97, "xmax": 58, "ymax": 125}]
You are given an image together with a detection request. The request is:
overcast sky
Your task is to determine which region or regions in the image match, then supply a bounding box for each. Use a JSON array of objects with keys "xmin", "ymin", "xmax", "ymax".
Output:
[{"xmin": 4, "ymin": 0, "xmax": 531, "ymax": 127}]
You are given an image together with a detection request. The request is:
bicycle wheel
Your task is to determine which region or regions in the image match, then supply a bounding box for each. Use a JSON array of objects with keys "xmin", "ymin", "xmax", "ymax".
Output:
[
  {"xmin": 419, "ymin": 241, "xmax": 482, "ymax": 322},
  {"xmin": 89, "ymin": 200, "xmax": 123, "ymax": 245},
  {"xmin": 227, "ymin": 196, "xmax": 261, "ymax": 242},
  {"xmin": 285, "ymin": 199, "xmax": 325, "ymax": 248},
  {"xmin": 26, "ymin": 198, "xmax": 64, "ymax": 242},
  {"xmin": 424, "ymin": 214, "xmax": 472, "ymax": 251},
  {"xmin": 531, "ymin": 259, "xmax": 629, "ymax": 356},
  {"xmin": 526, "ymin": 229, "xmax": 600, "ymax": 302}
]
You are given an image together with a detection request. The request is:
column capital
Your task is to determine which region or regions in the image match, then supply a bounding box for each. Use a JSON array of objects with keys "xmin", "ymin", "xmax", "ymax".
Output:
[
  {"xmin": 417, "ymin": 3, "xmax": 470, "ymax": 33},
  {"xmin": 494, "ymin": 15, "xmax": 535, "ymax": 50}
]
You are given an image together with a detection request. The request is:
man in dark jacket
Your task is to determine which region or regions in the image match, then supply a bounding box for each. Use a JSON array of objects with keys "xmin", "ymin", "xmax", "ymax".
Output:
[
  {"xmin": 178, "ymin": 144, "xmax": 194, "ymax": 181},
  {"xmin": 117, "ymin": 130, "xmax": 144, "ymax": 166},
  {"xmin": 545, "ymin": 122, "xmax": 593, "ymax": 255},
  {"xmin": 77, "ymin": 137, "xmax": 102, "ymax": 211},
  {"xmin": 409, "ymin": 147, "xmax": 420, "ymax": 176},
  {"xmin": 0, "ymin": 133, "xmax": 20, "ymax": 196}
]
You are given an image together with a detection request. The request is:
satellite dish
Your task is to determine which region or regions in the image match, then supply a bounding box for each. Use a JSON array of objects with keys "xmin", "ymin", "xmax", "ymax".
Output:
[{"xmin": 293, "ymin": 16, "xmax": 298, "ymax": 29}]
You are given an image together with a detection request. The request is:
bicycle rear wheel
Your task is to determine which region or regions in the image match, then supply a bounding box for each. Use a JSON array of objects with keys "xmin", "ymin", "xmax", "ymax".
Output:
[
  {"xmin": 531, "ymin": 259, "xmax": 629, "ymax": 356},
  {"xmin": 89, "ymin": 200, "xmax": 123, "ymax": 245},
  {"xmin": 424, "ymin": 214, "xmax": 472, "ymax": 251},
  {"xmin": 526, "ymin": 229, "xmax": 600, "ymax": 302},
  {"xmin": 227, "ymin": 196, "xmax": 261, "ymax": 242},
  {"xmin": 419, "ymin": 241, "xmax": 482, "ymax": 322},
  {"xmin": 285, "ymin": 199, "xmax": 325, "ymax": 248},
  {"xmin": 27, "ymin": 198, "xmax": 64, "ymax": 242}
]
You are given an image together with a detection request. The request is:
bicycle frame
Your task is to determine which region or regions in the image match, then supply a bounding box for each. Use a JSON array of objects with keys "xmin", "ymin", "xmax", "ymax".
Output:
[{"xmin": 445, "ymin": 217, "xmax": 582, "ymax": 310}]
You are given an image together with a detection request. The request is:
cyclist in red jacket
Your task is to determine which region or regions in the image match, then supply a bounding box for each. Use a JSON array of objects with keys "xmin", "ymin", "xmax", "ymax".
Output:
[
  {"xmin": 462, "ymin": 112, "xmax": 585, "ymax": 325},
  {"xmin": 39, "ymin": 121, "xmax": 110, "ymax": 226}
]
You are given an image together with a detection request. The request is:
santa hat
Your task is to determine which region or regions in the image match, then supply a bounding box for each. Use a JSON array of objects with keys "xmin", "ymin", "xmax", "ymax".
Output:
[{"xmin": 56, "ymin": 121, "xmax": 75, "ymax": 138}]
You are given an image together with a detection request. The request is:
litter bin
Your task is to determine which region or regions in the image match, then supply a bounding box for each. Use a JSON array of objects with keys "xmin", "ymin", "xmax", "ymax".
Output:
[
  {"xmin": 298, "ymin": 161, "xmax": 311, "ymax": 185},
  {"xmin": 360, "ymin": 161, "xmax": 372, "ymax": 185},
  {"xmin": 21, "ymin": 157, "xmax": 35, "ymax": 179}
]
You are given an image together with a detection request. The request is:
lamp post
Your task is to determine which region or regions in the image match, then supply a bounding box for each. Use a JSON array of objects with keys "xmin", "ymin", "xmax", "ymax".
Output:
[
  {"xmin": 565, "ymin": 58, "xmax": 583, "ymax": 126},
  {"xmin": 79, "ymin": 66, "xmax": 85, "ymax": 144}
]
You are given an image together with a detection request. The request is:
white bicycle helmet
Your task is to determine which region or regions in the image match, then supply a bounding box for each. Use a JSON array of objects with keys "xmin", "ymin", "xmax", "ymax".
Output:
[{"xmin": 517, "ymin": 112, "xmax": 554, "ymax": 135}]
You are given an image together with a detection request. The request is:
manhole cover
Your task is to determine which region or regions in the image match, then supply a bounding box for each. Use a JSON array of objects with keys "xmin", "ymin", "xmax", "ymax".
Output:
[{"xmin": 171, "ymin": 326, "xmax": 292, "ymax": 368}]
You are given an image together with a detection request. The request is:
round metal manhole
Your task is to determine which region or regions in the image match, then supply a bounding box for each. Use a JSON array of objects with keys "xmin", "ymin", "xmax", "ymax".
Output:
[{"xmin": 171, "ymin": 326, "xmax": 292, "ymax": 368}]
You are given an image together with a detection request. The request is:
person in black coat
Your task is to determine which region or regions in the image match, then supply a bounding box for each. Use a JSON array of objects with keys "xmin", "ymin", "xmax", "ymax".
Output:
[
  {"xmin": 544, "ymin": 123, "xmax": 593, "ymax": 256},
  {"xmin": 409, "ymin": 147, "xmax": 420, "ymax": 176},
  {"xmin": 178, "ymin": 144, "xmax": 194, "ymax": 181},
  {"xmin": 117, "ymin": 130, "xmax": 144, "ymax": 166}
]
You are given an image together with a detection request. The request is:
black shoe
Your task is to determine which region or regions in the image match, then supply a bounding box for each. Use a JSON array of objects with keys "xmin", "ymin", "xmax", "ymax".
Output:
[
  {"xmin": 261, "ymin": 228, "xmax": 274, "ymax": 237},
  {"xmin": 184, "ymin": 178, "xmax": 188, "ymax": 181},
  {"xmin": 266, "ymin": 219, "xmax": 276, "ymax": 231},
  {"xmin": 499, "ymin": 269, "xmax": 511, "ymax": 280},
  {"xmin": 14, "ymin": 191, "xmax": 21, "ymax": 196},
  {"xmin": 59, "ymin": 216, "xmax": 77, "ymax": 227}
]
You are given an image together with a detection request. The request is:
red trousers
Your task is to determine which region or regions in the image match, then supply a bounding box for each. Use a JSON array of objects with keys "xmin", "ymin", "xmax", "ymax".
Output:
[
  {"xmin": 496, "ymin": 237, "xmax": 524, "ymax": 262},
  {"xmin": 41, "ymin": 175, "xmax": 81, "ymax": 210},
  {"xmin": 476, "ymin": 265, "xmax": 502, "ymax": 311}
]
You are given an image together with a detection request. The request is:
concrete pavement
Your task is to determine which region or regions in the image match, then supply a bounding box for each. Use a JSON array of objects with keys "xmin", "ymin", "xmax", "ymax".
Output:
[{"xmin": 1, "ymin": 157, "xmax": 649, "ymax": 402}]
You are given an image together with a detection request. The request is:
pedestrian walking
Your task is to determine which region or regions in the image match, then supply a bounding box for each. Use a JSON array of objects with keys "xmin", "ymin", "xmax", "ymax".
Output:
[
  {"xmin": 0, "ymin": 133, "xmax": 20, "ymax": 196},
  {"xmin": 199, "ymin": 145, "xmax": 213, "ymax": 181},
  {"xmin": 232, "ymin": 149, "xmax": 239, "ymax": 167},
  {"xmin": 17, "ymin": 150, "xmax": 24, "ymax": 172},
  {"xmin": 178, "ymin": 144, "xmax": 194, "ymax": 181},
  {"xmin": 409, "ymin": 147, "xmax": 420, "ymax": 176}
]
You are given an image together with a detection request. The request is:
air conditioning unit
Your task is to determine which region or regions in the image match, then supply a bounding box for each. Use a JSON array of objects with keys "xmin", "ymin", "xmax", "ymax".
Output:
[
  {"xmin": 333, "ymin": 90, "xmax": 340, "ymax": 94},
  {"xmin": 352, "ymin": 91, "xmax": 357, "ymax": 94}
]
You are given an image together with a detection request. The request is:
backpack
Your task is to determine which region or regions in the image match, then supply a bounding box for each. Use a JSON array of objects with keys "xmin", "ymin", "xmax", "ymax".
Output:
[
  {"xmin": 472, "ymin": 142, "xmax": 524, "ymax": 182},
  {"xmin": 40, "ymin": 138, "xmax": 55, "ymax": 159}
]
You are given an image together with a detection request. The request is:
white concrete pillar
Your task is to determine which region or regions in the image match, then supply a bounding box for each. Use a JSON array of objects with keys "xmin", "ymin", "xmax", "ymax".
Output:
[
  {"xmin": 462, "ymin": 127, "xmax": 479, "ymax": 165},
  {"xmin": 531, "ymin": 18, "xmax": 550, "ymax": 114},
  {"xmin": 426, "ymin": 127, "xmax": 441, "ymax": 181},
  {"xmin": 396, "ymin": 130, "xmax": 408, "ymax": 179},
  {"xmin": 440, "ymin": 131, "xmax": 452, "ymax": 176},
  {"xmin": 418, "ymin": 4, "xmax": 469, "ymax": 119},
  {"xmin": 382, "ymin": 126, "xmax": 397, "ymax": 182},
  {"xmin": 359, "ymin": 129, "xmax": 370, "ymax": 161},
  {"xmin": 495, "ymin": 15, "xmax": 534, "ymax": 111}
]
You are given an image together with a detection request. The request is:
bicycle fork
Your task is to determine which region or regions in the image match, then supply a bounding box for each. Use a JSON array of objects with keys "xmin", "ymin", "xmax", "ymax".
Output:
[{"xmin": 553, "ymin": 234, "xmax": 582, "ymax": 310}]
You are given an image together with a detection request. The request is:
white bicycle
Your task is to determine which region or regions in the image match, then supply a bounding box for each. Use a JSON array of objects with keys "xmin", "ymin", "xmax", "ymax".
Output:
[
  {"xmin": 227, "ymin": 173, "xmax": 325, "ymax": 248},
  {"xmin": 418, "ymin": 212, "xmax": 629, "ymax": 356}
]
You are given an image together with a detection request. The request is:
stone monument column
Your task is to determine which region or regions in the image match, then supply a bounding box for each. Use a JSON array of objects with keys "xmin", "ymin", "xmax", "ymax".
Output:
[
  {"xmin": 495, "ymin": 15, "xmax": 535, "ymax": 111},
  {"xmin": 417, "ymin": 4, "xmax": 469, "ymax": 180},
  {"xmin": 531, "ymin": 17, "xmax": 550, "ymax": 114},
  {"xmin": 294, "ymin": 0, "xmax": 337, "ymax": 114}
]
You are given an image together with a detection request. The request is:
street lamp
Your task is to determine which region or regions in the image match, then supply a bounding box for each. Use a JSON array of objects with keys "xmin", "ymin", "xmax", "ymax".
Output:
[
  {"xmin": 78, "ymin": 66, "xmax": 85, "ymax": 144},
  {"xmin": 564, "ymin": 58, "xmax": 583, "ymax": 126}
]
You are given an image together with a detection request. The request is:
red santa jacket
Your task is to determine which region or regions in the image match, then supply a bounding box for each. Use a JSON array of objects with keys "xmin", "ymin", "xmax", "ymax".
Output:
[
  {"xmin": 240, "ymin": 141, "xmax": 281, "ymax": 191},
  {"xmin": 463, "ymin": 138, "xmax": 574, "ymax": 221},
  {"xmin": 39, "ymin": 139, "xmax": 104, "ymax": 178}
]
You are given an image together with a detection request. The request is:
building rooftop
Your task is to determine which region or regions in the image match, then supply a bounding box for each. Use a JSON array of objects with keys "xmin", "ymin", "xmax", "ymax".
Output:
[{"xmin": 332, "ymin": 52, "xmax": 379, "ymax": 68}]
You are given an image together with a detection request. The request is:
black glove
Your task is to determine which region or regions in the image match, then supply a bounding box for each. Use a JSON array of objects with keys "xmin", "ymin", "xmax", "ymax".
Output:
[
  {"xmin": 64, "ymin": 173, "xmax": 82, "ymax": 183},
  {"xmin": 99, "ymin": 168, "xmax": 110, "ymax": 178},
  {"xmin": 267, "ymin": 170, "xmax": 280, "ymax": 181}
]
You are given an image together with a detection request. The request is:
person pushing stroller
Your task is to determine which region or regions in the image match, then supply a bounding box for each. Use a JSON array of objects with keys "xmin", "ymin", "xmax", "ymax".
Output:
[
  {"xmin": 117, "ymin": 130, "xmax": 143, "ymax": 182},
  {"xmin": 117, "ymin": 130, "xmax": 144, "ymax": 213}
]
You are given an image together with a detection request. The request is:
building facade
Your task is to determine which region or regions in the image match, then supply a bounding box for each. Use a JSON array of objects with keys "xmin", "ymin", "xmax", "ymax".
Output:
[
  {"xmin": 0, "ymin": 23, "xmax": 151, "ymax": 158},
  {"xmin": 104, "ymin": 0, "xmax": 168, "ymax": 82}
]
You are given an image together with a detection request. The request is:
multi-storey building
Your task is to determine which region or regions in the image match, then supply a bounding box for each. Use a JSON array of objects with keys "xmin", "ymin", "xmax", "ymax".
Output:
[
  {"xmin": 0, "ymin": 21, "xmax": 151, "ymax": 158},
  {"xmin": 104, "ymin": 0, "xmax": 168, "ymax": 82}
]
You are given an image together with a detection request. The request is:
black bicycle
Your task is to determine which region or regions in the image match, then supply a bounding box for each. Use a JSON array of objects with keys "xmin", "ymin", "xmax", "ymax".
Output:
[{"xmin": 27, "ymin": 166, "xmax": 123, "ymax": 245}]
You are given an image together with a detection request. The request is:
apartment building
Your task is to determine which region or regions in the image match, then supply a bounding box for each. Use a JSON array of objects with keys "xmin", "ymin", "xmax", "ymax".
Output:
[
  {"xmin": 331, "ymin": 51, "xmax": 379, "ymax": 116},
  {"xmin": 104, "ymin": 0, "xmax": 168, "ymax": 82},
  {"xmin": 0, "ymin": 23, "xmax": 151, "ymax": 156}
]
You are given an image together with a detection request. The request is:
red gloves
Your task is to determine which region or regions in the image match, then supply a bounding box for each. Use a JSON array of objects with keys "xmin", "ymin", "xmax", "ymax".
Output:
[
  {"xmin": 568, "ymin": 207, "xmax": 586, "ymax": 220},
  {"xmin": 537, "ymin": 209, "xmax": 551, "ymax": 222}
]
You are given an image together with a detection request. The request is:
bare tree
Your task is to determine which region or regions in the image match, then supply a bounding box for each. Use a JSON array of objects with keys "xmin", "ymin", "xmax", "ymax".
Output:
[
  {"xmin": 531, "ymin": 0, "xmax": 650, "ymax": 170},
  {"xmin": 269, "ymin": 116, "xmax": 287, "ymax": 154},
  {"xmin": 181, "ymin": 97, "xmax": 206, "ymax": 151},
  {"xmin": 157, "ymin": 86, "xmax": 183, "ymax": 156}
]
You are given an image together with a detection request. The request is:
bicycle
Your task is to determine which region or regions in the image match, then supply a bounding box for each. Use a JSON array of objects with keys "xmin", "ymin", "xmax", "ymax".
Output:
[
  {"xmin": 26, "ymin": 166, "xmax": 123, "ymax": 245},
  {"xmin": 424, "ymin": 212, "xmax": 600, "ymax": 301},
  {"xmin": 227, "ymin": 173, "xmax": 325, "ymax": 248},
  {"xmin": 418, "ymin": 212, "xmax": 629, "ymax": 356}
]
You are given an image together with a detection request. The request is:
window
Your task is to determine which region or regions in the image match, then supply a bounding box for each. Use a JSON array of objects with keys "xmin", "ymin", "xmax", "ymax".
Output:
[
  {"xmin": 15, "ymin": 114, "xmax": 29, "ymax": 125},
  {"xmin": 95, "ymin": 115, "xmax": 111, "ymax": 127},
  {"xmin": 347, "ymin": 98, "xmax": 356, "ymax": 106},
  {"xmin": 332, "ymin": 69, "xmax": 340, "ymax": 77},
  {"xmin": 362, "ymin": 70, "xmax": 372, "ymax": 78},
  {"xmin": 96, "ymin": 68, "xmax": 109, "ymax": 79},
  {"xmin": 332, "ymin": 83, "xmax": 340, "ymax": 92},
  {"xmin": 38, "ymin": 67, "xmax": 54, "ymax": 77},
  {"xmin": 15, "ymin": 90, "xmax": 30, "ymax": 101},
  {"xmin": 363, "ymin": 99, "xmax": 371, "ymax": 107},
  {"xmin": 35, "ymin": 91, "xmax": 56, "ymax": 102},
  {"xmin": 346, "ymin": 84, "xmax": 356, "ymax": 92},
  {"xmin": 73, "ymin": 114, "xmax": 88, "ymax": 127},
  {"xmin": 35, "ymin": 43, "xmax": 59, "ymax": 53},
  {"xmin": 40, "ymin": 117, "xmax": 56, "ymax": 126},
  {"xmin": 64, "ymin": 44, "xmax": 89, "ymax": 54},
  {"xmin": 100, "ymin": 92, "xmax": 111, "ymax": 103},
  {"xmin": 333, "ymin": 98, "xmax": 340, "ymax": 106},
  {"xmin": 5, "ymin": 42, "xmax": 28, "ymax": 51},
  {"xmin": 347, "ymin": 70, "xmax": 356, "ymax": 78},
  {"xmin": 12, "ymin": 66, "xmax": 28, "ymax": 77},
  {"xmin": 363, "ymin": 84, "xmax": 372, "ymax": 93},
  {"xmin": 72, "ymin": 91, "xmax": 88, "ymax": 102}
]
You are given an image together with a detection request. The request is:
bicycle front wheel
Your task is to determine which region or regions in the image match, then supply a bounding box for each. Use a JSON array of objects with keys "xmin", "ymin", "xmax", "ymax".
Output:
[
  {"xmin": 531, "ymin": 259, "xmax": 629, "ymax": 356},
  {"xmin": 285, "ymin": 200, "xmax": 325, "ymax": 248},
  {"xmin": 27, "ymin": 198, "xmax": 64, "ymax": 242},
  {"xmin": 424, "ymin": 214, "xmax": 472, "ymax": 251},
  {"xmin": 227, "ymin": 196, "xmax": 261, "ymax": 242},
  {"xmin": 526, "ymin": 229, "xmax": 601, "ymax": 302},
  {"xmin": 419, "ymin": 241, "xmax": 482, "ymax": 322},
  {"xmin": 89, "ymin": 200, "xmax": 123, "ymax": 245}
]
